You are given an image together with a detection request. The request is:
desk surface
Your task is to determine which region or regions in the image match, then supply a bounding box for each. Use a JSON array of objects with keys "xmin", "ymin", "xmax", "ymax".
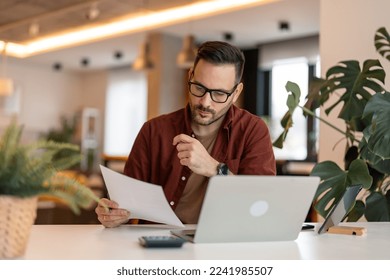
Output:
[{"xmin": 23, "ymin": 222, "xmax": 390, "ymax": 260}]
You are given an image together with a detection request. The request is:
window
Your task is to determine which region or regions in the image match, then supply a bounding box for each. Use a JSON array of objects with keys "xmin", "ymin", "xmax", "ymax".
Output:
[
  {"xmin": 104, "ymin": 68, "xmax": 147, "ymax": 156},
  {"xmin": 270, "ymin": 58, "xmax": 309, "ymax": 160},
  {"xmin": 255, "ymin": 35, "xmax": 320, "ymax": 162}
]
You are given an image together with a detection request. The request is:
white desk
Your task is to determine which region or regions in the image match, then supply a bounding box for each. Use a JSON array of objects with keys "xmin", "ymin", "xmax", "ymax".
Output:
[{"xmin": 23, "ymin": 222, "xmax": 390, "ymax": 260}]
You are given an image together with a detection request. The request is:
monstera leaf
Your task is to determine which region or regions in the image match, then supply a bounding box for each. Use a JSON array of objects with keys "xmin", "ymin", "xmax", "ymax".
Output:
[
  {"xmin": 375, "ymin": 27, "xmax": 390, "ymax": 61},
  {"xmin": 362, "ymin": 91, "xmax": 390, "ymax": 160},
  {"xmin": 358, "ymin": 91, "xmax": 390, "ymax": 174},
  {"xmin": 360, "ymin": 138, "xmax": 390, "ymax": 175},
  {"xmin": 311, "ymin": 159, "xmax": 372, "ymax": 219},
  {"xmin": 323, "ymin": 60, "xmax": 385, "ymax": 129},
  {"xmin": 365, "ymin": 192, "xmax": 390, "ymax": 221}
]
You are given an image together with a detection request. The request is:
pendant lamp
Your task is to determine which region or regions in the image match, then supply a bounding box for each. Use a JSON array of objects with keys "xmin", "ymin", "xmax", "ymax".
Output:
[
  {"xmin": 132, "ymin": 40, "xmax": 154, "ymax": 71},
  {"xmin": 0, "ymin": 78, "xmax": 14, "ymax": 96},
  {"xmin": 176, "ymin": 35, "xmax": 197, "ymax": 69}
]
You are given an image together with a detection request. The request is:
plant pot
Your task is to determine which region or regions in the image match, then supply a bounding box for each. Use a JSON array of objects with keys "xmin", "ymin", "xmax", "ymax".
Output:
[{"xmin": 0, "ymin": 195, "xmax": 38, "ymax": 259}]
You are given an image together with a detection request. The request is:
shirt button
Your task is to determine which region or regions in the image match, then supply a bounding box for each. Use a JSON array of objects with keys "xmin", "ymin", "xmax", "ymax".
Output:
[
  {"xmin": 181, "ymin": 176, "xmax": 186, "ymax": 181},
  {"xmin": 170, "ymin": 201, "xmax": 175, "ymax": 206}
]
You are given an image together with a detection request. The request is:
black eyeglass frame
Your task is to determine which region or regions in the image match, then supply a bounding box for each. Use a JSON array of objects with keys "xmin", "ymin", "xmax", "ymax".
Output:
[{"xmin": 187, "ymin": 73, "xmax": 239, "ymax": 104}]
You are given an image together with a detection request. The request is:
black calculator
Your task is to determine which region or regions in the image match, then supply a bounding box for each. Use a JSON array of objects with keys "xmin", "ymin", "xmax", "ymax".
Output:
[{"xmin": 138, "ymin": 236, "xmax": 186, "ymax": 248}]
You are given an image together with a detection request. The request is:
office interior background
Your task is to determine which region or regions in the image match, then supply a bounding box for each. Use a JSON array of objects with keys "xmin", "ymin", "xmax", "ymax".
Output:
[{"xmin": 1, "ymin": 0, "xmax": 389, "ymax": 223}]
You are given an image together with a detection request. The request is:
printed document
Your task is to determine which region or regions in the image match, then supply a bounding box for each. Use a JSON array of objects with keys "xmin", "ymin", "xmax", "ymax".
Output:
[{"xmin": 100, "ymin": 165, "xmax": 184, "ymax": 227}]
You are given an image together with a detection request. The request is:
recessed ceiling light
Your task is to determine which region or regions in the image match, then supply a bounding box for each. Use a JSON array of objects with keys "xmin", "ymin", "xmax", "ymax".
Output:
[
  {"xmin": 81, "ymin": 58, "xmax": 90, "ymax": 67},
  {"xmin": 114, "ymin": 51, "xmax": 123, "ymax": 60},
  {"xmin": 279, "ymin": 21, "xmax": 290, "ymax": 31},
  {"xmin": 86, "ymin": 4, "xmax": 100, "ymax": 20},
  {"xmin": 29, "ymin": 22, "xmax": 40, "ymax": 37},
  {"xmin": 53, "ymin": 62, "xmax": 63, "ymax": 71}
]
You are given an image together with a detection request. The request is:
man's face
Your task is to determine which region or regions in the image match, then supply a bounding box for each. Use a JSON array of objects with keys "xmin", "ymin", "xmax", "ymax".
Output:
[{"xmin": 188, "ymin": 59, "xmax": 242, "ymax": 126}]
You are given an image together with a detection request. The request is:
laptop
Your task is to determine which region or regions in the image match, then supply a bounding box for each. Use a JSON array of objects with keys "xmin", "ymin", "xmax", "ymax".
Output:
[
  {"xmin": 171, "ymin": 175, "xmax": 320, "ymax": 243},
  {"xmin": 318, "ymin": 184, "xmax": 362, "ymax": 234}
]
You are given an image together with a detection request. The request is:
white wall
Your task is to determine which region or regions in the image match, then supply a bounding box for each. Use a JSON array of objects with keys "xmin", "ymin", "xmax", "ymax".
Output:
[
  {"xmin": 319, "ymin": 0, "xmax": 390, "ymax": 167},
  {"xmin": 4, "ymin": 59, "xmax": 84, "ymax": 142},
  {"xmin": 2, "ymin": 59, "xmax": 109, "ymax": 157}
]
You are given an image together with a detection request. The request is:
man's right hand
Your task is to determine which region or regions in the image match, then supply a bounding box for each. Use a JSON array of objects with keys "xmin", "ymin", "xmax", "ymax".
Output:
[{"xmin": 95, "ymin": 198, "xmax": 130, "ymax": 228}]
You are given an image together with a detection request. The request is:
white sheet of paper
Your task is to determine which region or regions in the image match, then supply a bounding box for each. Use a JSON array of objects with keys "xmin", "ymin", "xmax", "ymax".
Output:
[{"xmin": 99, "ymin": 165, "xmax": 184, "ymax": 228}]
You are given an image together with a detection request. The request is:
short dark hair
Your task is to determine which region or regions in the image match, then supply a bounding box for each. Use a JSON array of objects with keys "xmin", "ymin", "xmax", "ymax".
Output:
[{"xmin": 193, "ymin": 41, "xmax": 245, "ymax": 84}]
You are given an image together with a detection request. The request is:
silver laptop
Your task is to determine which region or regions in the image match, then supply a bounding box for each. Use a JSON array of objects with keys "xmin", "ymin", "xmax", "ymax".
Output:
[{"xmin": 171, "ymin": 175, "xmax": 320, "ymax": 243}]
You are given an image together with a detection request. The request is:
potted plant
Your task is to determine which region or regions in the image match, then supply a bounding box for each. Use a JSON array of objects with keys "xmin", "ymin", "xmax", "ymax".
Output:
[
  {"xmin": 0, "ymin": 120, "xmax": 101, "ymax": 259},
  {"xmin": 273, "ymin": 27, "xmax": 390, "ymax": 221}
]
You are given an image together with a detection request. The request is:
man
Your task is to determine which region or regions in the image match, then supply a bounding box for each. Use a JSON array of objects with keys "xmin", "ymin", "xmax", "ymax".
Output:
[{"xmin": 96, "ymin": 41, "xmax": 276, "ymax": 227}]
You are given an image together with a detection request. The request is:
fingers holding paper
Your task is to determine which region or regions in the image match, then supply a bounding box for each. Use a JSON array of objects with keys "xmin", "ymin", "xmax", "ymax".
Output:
[{"xmin": 95, "ymin": 198, "xmax": 130, "ymax": 228}]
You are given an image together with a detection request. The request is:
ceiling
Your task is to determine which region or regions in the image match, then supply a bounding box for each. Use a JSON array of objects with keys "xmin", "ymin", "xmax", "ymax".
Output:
[{"xmin": 0, "ymin": 0, "xmax": 320, "ymax": 71}]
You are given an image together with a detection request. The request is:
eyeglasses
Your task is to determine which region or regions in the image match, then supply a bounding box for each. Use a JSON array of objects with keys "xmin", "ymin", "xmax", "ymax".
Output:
[{"xmin": 188, "ymin": 81, "xmax": 239, "ymax": 103}]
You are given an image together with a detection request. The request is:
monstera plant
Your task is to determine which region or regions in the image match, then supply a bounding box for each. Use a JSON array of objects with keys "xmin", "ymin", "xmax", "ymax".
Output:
[{"xmin": 273, "ymin": 27, "xmax": 390, "ymax": 221}]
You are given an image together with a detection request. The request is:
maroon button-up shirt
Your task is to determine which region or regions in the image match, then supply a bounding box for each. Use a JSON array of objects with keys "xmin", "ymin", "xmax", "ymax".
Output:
[{"xmin": 124, "ymin": 104, "xmax": 276, "ymax": 210}]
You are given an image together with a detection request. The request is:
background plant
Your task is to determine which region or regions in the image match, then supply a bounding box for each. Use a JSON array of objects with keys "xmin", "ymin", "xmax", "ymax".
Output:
[
  {"xmin": 40, "ymin": 114, "xmax": 80, "ymax": 170},
  {"xmin": 273, "ymin": 27, "xmax": 390, "ymax": 221},
  {"xmin": 0, "ymin": 121, "xmax": 99, "ymax": 214}
]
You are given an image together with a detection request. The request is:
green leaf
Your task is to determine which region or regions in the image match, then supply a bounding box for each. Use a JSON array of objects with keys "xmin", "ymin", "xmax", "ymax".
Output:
[
  {"xmin": 311, "ymin": 161, "xmax": 347, "ymax": 217},
  {"xmin": 0, "ymin": 121, "xmax": 23, "ymax": 168},
  {"xmin": 45, "ymin": 176, "xmax": 100, "ymax": 215},
  {"xmin": 365, "ymin": 192, "xmax": 390, "ymax": 221},
  {"xmin": 272, "ymin": 111, "xmax": 292, "ymax": 148},
  {"xmin": 304, "ymin": 77, "xmax": 329, "ymax": 112},
  {"xmin": 346, "ymin": 200, "xmax": 365, "ymax": 222},
  {"xmin": 375, "ymin": 27, "xmax": 390, "ymax": 61},
  {"xmin": 285, "ymin": 81, "xmax": 301, "ymax": 113},
  {"xmin": 272, "ymin": 82, "xmax": 301, "ymax": 148},
  {"xmin": 311, "ymin": 159, "xmax": 372, "ymax": 218},
  {"xmin": 348, "ymin": 159, "xmax": 373, "ymax": 188},
  {"xmin": 362, "ymin": 91, "xmax": 390, "ymax": 161},
  {"xmin": 359, "ymin": 134, "xmax": 390, "ymax": 174},
  {"xmin": 323, "ymin": 60, "xmax": 385, "ymax": 127}
]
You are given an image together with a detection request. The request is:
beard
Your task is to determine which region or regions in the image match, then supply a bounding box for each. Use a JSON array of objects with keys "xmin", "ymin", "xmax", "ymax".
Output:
[{"xmin": 190, "ymin": 101, "xmax": 232, "ymax": 126}]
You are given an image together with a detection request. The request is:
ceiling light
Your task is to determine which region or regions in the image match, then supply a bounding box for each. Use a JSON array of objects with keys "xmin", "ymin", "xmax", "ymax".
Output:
[
  {"xmin": 114, "ymin": 51, "xmax": 123, "ymax": 60},
  {"xmin": 223, "ymin": 32, "xmax": 234, "ymax": 42},
  {"xmin": 279, "ymin": 21, "xmax": 290, "ymax": 31},
  {"xmin": 177, "ymin": 35, "xmax": 197, "ymax": 69},
  {"xmin": 1, "ymin": 0, "xmax": 273, "ymax": 58},
  {"xmin": 52, "ymin": 62, "xmax": 63, "ymax": 71},
  {"xmin": 132, "ymin": 40, "xmax": 153, "ymax": 71},
  {"xmin": 81, "ymin": 57, "xmax": 90, "ymax": 67},
  {"xmin": 29, "ymin": 22, "xmax": 40, "ymax": 37},
  {"xmin": 86, "ymin": 4, "xmax": 100, "ymax": 20}
]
